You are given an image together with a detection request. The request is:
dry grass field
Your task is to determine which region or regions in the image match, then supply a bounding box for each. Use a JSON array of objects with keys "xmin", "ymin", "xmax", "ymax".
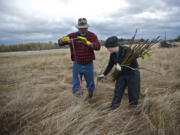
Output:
[{"xmin": 0, "ymin": 45, "xmax": 180, "ymax": 135}]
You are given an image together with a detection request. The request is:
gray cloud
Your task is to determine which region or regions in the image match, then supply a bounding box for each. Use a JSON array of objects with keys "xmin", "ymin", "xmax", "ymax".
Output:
[
  {"xmin": 92, "ymin": 0, "xmax": 180, "ymax": 40},
  {"xmin": 0, "ymin": 0, "xmax": 75, "ymax": 44},
  {"xmin": 0, "ymin": 5, "xmax": 74, "ymax": 44},
  {"xmin": 0, "ymin": 0, "xmax": 180, "ymax": 44}
]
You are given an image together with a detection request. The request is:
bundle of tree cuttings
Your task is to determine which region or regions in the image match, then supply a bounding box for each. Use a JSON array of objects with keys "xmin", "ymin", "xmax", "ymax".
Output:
[{"xmin": 111, "ymin": 29, "xmax": 160, "ymax": 81}]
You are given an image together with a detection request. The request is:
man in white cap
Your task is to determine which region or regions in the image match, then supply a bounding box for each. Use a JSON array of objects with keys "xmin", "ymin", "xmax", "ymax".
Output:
[{"xmin": 58, "ymin": 18, "xmax": 101, "ymax": 100}]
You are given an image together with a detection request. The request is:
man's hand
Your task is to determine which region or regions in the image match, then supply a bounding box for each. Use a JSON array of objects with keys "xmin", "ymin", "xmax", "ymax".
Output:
[
  {"xmin": 61, "ymin": 36, "xmax": 71, "ymax": 44},
  {"xmin": 97, "ymin": 74, "xmax": 105, "ymax": 81},
  {"xmin": 77, "ymin": 36, "xmax": 92, "ymax": 46},
  {"xmin": 116, "ymin": 64, "xmax": 122, "ymax": 71}
]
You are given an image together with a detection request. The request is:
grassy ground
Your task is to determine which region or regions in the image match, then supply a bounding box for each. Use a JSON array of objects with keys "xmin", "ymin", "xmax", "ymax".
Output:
[{"xmin": 0, "ymin": 46, "xmax": 180, "ymax": 135}]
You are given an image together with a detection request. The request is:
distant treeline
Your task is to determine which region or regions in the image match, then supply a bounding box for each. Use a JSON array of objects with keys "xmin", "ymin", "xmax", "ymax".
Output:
[
  {"xmin": 0, "ymin": 42, "xmax": 62, "ymax": 52},
  {"xmin": 0, "ymin": 35, "xmax": 179, "ymax": 52},
  {"xmin": 169, "ymin": 35, "xmax": 180, "ymax": 42},
  {"xmin": 118, "ymin": 38, "xmax": 147, "ymax": 45},
  {"xmin": 0, "ymin": 39, "xmax": 164, "ymax": 52},
  {"xmin": 99, "ymin": 38, "xmax": 148, "ymax": 46},
  {"xmin": 118, "ymin": 35, "xmax": 180, "ymax": 45}
]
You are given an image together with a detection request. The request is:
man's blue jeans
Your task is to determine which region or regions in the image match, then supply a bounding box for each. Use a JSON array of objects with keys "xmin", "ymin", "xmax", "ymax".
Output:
[{"xmin": 72, "ymin": 62, "xmax": 95, "ymax": 94}]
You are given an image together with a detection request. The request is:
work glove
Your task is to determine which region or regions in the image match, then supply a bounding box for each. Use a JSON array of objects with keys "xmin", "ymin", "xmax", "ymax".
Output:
[
  {"xmin": 116, "ymin": 64, "xmax": 122, "ymax": 71},
  {"xmin": 97, "ymin": 74, "xmax": 105, "ymax": 81},
  {"xmin": 61, "ymin": 36, "xmax": 71, "ymax": 44},
  {"xmin": 77, "ymin": 36, "xmax": 91, "ymax": 46}
]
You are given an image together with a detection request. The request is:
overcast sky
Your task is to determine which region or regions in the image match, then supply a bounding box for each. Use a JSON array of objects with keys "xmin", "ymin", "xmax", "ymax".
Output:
[{"xmin": 0, "ymin": 0, "xmax": 180, "ymax": 44}]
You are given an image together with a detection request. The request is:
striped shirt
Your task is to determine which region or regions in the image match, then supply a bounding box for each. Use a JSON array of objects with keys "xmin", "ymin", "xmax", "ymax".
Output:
[{"xmin": 58, "ymin": 31, "xmax": 101, "ymax": 64}]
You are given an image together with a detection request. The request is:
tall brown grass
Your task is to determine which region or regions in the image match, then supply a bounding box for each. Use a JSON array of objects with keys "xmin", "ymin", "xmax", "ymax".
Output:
[{"xmin": 0, "ymin": 46, "xmax": 180, "ymax": 135}]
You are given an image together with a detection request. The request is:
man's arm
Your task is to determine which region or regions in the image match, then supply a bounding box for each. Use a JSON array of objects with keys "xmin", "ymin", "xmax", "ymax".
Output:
[
  {"xmin": 77, "ymin": 34, "xmax": 101, "ymax": 50},
  {"xmin": 90, "ymin": 34, "xmax": 101, "ymax": 50},
  {"xmin": 58, "ymin": 35, "xmax": 71, "ymax": 47}
]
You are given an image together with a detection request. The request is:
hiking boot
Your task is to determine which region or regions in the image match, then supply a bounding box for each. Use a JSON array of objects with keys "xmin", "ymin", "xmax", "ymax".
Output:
[
  {"xmin": 74, "ymin": 89, "xmax": 84, "ymax": 97},
  {"xmin": 88, "ymin": 91, "xmax": 93, "ymax": 99},
  {"xmin": 88, "ymin": 98, "xmax": 95, "ymax": 104},
  {"xmin": 84, "ymin": 91, "xmax": 95, "ymax": 104},
  {"xmin": 129, "ymin": 101, "xmax": 138, "ymax": 106},
  {"xmin": 110, "ymin": 103, "xmax": 120, "ymax": 110}
]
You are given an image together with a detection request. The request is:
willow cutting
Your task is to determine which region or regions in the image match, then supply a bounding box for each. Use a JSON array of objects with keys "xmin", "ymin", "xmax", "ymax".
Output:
[{"xmin": 112, "ymin": 30, "xmax": 160, "ymax": 81}]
